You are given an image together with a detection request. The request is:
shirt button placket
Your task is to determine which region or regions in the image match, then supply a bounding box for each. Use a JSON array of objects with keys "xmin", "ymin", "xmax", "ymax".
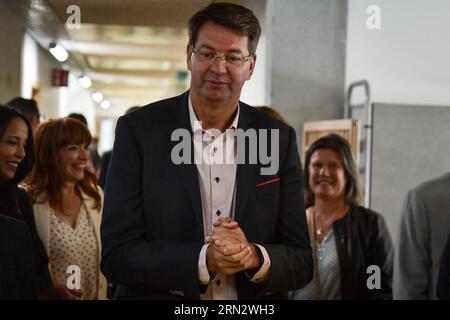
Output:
[{"xmin": 211, "ymin": 163, "xmax": 220, "ymax": 224}]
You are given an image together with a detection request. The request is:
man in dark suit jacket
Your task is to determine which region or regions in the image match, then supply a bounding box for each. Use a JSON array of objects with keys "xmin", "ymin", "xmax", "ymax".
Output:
[
  {"xmin": 0, "ymin": 215, "xmax": 36, "ymax": 299},
  {"xmin": 101, "ymin": 3, "xmax": 312, "ymax": 300}
]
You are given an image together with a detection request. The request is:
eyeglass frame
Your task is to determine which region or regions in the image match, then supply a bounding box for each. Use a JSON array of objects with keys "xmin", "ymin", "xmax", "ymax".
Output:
[{"xmin": 190, "ymin": 45, "xmax": 254, "ymax": 67}]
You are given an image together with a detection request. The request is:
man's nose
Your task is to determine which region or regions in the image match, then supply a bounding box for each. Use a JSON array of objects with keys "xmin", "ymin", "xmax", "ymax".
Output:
[{"xmin": 210, "ymin": 56, "xmax": 227, "ymax": 74}]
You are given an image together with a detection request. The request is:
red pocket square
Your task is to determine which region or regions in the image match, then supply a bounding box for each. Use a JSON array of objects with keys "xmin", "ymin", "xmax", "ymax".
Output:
[{"xmin": 256, "ymin": 178, "xmax": 280, "ymax": 187}]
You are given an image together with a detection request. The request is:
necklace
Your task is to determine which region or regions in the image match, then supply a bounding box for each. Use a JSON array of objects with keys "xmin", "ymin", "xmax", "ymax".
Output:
[
  {"xmin": 312, "ymin": 208, "xmax": 323, "ymax": 238},
  {"xmin": 312, "ymin": 204, "xmax": 349, "ymax": 239},
  {"xmin": 310, "ymin": 207, "xmax": 322, "ymax": 299}
]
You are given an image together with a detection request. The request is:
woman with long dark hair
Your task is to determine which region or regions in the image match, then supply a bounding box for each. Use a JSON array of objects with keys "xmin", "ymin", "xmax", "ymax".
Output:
[{"xmin": 0, "ymin": 105, "xmax": 52, "ymax": 299}]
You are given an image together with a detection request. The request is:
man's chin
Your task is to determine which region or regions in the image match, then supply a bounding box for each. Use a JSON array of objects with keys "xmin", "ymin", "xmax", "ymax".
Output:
[{"xmin": 204, "ymin": 92, "xmax": 229, "ymax": 103}]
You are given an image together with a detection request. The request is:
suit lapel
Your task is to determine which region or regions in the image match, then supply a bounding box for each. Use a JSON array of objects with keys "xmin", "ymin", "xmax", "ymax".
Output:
[
  {"xmin": 234, "ymin": 104, "xmax": 256, "ymax": 224},
  {"xmin": 170, "ymin": 92, "xmax": 204, "ymax": 231}
]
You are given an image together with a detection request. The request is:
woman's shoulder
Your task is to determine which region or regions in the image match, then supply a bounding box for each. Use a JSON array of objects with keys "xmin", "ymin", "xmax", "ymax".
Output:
[
  {"xmin": 97, "ymin": 186, "xmax": 104, "ymax": 199},
  {"xmin": 17, "ymin": 185, "xmax": 32, "ymax": 201},
  {"xmin": 80, "ymin": 185, "xmax": 104, "ymax": 200},
  {"xmin": 350, "ymin": 205, "xmax": 387, "ymax": 223},
  {"xmin": 18, "ymin": 185, "xmax": 48, "ymax": 205},
  {"xmin": 79, "ymin": 185, "xmax": 103, "ymax": 214},
  {"xmin": 14, "ymin": 186, "xmax": 35, "ymax": 217},
  {"xmin": 351, "ymin": 205, "xmax": 379, "ymax": 215}
]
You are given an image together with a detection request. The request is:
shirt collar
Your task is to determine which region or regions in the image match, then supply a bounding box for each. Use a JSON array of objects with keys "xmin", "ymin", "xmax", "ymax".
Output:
[{"xmin": 188, "ymin": 95, "xmax": 239, "ymax": 134}]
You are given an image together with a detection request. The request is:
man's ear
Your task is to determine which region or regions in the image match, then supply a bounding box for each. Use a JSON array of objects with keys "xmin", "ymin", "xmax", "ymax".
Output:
[
  {"xmin": 187, "ymin": 44, "xmax": 193, "ymax": 71},
  {"xmin": 247, "ymin": 54, "xmax": 257, "ymax": 80}
]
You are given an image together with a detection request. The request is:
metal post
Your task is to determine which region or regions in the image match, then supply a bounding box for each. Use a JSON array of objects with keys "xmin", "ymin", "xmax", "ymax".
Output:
[{"xmin": 345, "ymin": 79, "xmax": 372, "ymax": 208}]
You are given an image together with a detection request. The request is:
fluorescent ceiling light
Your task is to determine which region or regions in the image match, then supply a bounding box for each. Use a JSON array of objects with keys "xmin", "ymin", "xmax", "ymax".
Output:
[
  {"xmin": 161, "ymin": 61, "xmax": 171, "ymax": 71},
  {"xmin": 49, "ymin": 42, "xmax": 68, "ymax": 62},
  {"xmin": 78, "ymin": 75, "xmax": 92, "ymax": 88},
  {"xmin": 101, "ymin": 100, "xmax": 111, "ymax": 110},
  {"xmin": 92, "ymin": 92, "xmax": 103, "ymax": 103}
]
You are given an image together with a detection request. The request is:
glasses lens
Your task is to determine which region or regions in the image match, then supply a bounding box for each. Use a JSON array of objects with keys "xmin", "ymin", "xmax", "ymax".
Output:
[{"xmin": 194, "ymin": 47, "xmax": 249, "ymax": 67}]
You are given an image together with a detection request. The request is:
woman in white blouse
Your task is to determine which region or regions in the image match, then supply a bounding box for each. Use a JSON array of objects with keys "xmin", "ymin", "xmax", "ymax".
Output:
[{"xmin": 25, "ymin": 117, "xmax": 107, "ymax": 300}]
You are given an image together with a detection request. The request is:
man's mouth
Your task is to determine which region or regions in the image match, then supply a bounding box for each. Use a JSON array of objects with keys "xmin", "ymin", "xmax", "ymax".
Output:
[{"xmin": 207, "ymin": 80, "xmax": 229, "ymax": 86}]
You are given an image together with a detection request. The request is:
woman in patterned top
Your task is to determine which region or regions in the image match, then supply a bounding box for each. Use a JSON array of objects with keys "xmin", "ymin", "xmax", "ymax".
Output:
[{"xmin": 25, "ymin": 117, "xmax": 107, "ymax": 300}]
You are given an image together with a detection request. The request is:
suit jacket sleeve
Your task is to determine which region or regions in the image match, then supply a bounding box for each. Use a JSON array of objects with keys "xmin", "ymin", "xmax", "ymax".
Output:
[
  {"xmin": 238, "ymin": 127, "xmax": 313, "ymax": 296},
  {"xmin": 437, "ymin": 233, "xmax": 450, "ymax": 299},
  {"xmin": 394, "ymin": 189, "xmax": 430, "ymax": 299},
  {"xmin": 100, "ymin": 116, "xmax": 203, "ymax": 297}
]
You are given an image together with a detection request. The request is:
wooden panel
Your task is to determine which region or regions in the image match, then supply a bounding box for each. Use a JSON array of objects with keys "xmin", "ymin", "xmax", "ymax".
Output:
[{"xmin": 302, "ymin": 119, "xmax": 360, "ymax": 166}]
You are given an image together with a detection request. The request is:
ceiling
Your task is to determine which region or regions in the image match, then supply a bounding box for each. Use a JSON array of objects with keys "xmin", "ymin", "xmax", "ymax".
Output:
[{"xmin": 46, "ymin": 0, "xmax": 213, "ymax": 114}]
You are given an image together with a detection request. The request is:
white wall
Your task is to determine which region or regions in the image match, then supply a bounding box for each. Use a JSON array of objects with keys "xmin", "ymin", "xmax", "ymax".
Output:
[
  {"xmin": 37, "ymin": 45, "xmax": 62, "ymax": 119},
  {"xmin": 64, "ymin": 72, "xmax": 97, "ymax": 134},
  {"xmin": 266, "ymin": 0, "xmax": 347, "ymax": 148},
  {"xmin": 21, "ymin": 33, "xmax": 39, "ymax": 99},
  {"xmin": 346, "ymin": 0, "xmax": 450, "ymax": 106},
  {"xmin": 22, "ymin": 34, "xmax": 97, "ymax": 133},
  {"xmin": 0, "ymin": 2, "xmax": 23, "ymax": 103},
  {"xmin": 240, "ymin": 0, "xmax": 267, "ymax": 107},
  {"xmin": 240, "ymin": 33, "xmax": 267, "ymax": 106}
]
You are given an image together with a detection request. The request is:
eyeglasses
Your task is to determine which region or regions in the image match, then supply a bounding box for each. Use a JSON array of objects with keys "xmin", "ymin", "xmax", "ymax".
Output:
[{"xmin": 191, "ymin": 46, "xmax": 253, "ymax": 68}]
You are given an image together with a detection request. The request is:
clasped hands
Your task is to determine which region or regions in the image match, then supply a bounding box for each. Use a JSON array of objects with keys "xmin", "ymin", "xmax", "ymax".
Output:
[{"xmin": 205, "ymin": 217, "xmax": 261, "ymax": 276}]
